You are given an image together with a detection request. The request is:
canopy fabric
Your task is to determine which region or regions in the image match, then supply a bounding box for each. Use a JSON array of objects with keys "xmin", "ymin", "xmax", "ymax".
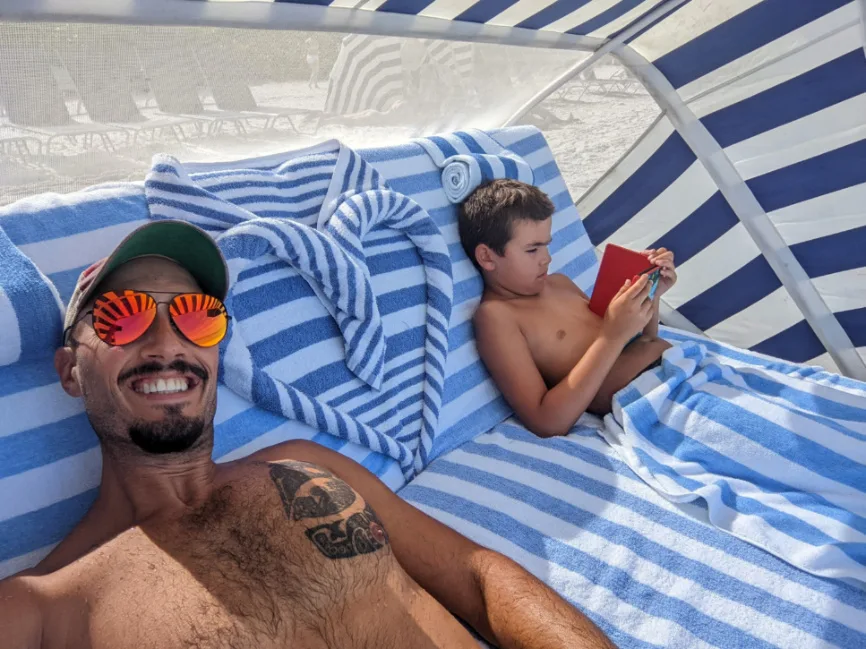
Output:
[
  {"xmin": 1, "ymin": 0, "xmax": 864, "ymax": 378},
  {"xmin": 193, "ymin": 0, "xmax": 679, "ymax": 40}
]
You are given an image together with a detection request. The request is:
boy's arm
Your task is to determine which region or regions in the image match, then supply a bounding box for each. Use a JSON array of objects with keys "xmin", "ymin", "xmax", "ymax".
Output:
[
  {"xmin": 642, "ymin": 294, "xmax": 660, "ymax": 338},
  {"xmin": 475, "ymin": 277, "xmax": 653, "ymax": 437},
  {"xmin": 640, "ymin": 248, "xmax": 676, "ymax": 340}
]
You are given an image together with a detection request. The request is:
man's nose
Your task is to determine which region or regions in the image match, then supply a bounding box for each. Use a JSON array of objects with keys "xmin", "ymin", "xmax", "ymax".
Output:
[{"xmin": 139, "ymin": 306, "xmax": 187, "ymax": 359}]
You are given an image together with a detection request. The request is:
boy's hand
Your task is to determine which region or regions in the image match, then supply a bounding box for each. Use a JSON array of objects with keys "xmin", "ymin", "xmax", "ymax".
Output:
[
  {"xmin": 642, "ymin": 248, "xmax": 677, "ymax": 297},
  {"xmin": 603, "ymin": 274, "xmax": 654, "ymax": 343}
]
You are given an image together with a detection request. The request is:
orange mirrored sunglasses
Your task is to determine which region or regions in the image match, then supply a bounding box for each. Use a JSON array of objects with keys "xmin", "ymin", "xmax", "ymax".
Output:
[{"xmin": 64, "ymin": 290, "xmax": 230, "ymax": 348}]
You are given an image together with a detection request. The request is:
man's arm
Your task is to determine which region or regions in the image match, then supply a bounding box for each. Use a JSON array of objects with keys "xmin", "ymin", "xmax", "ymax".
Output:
[
  {"xmin": 475, "ymin": 276, "xmax": 653, "ymax": 437},
  {"xmin": 0, "ymin": 577, "xmax": 43, "ymax": 649},
  {"xmin": 252, "ymin": 441, "xmax": 615, "ymax": 649}
]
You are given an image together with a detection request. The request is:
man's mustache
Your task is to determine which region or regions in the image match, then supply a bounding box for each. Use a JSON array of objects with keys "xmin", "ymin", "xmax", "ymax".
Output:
[{"xmin": 117, "ymin": 360, "xmax": 209, "ymax": 384}]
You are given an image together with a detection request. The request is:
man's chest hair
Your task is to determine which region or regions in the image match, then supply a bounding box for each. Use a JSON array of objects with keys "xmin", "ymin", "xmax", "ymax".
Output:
[
  {"xmin": 39, "ymin": 461, "xmax": 410, "ymax": 649},
  {"xmin": 183, "ymin": 461, "xmax": 390, "ymax": 575},
  {"xmin": 137, "ymin": 461, "xmax": 395, "ymax": 624}
]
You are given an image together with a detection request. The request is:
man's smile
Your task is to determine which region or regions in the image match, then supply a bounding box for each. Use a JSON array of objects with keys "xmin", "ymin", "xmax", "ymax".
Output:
[
  {"xmin": 126, "ymin": 372, "xmax": 202, "ymax": 404},
  {"xmin": 117, "ymin": 361, "xmax": 208, "ymax": 409}
]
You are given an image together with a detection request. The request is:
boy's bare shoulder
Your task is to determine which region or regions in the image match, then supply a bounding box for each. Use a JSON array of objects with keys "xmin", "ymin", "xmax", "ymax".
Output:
[
  {"xmin": 474, "ymin": 297, "xmax": 515, "ymax": 326},
  {"xmin": 547, "ymin": 273, "xmax": 586, "ymax": 295}
]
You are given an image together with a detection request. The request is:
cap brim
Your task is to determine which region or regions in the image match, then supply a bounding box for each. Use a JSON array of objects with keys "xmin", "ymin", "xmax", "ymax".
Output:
[{"xmin": 81, "ymin": 221, "xmax": 228, "ymax": 307}]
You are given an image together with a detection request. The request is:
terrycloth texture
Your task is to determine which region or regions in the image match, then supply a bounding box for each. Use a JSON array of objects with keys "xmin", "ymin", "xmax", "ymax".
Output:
[
  {"xmin": 601, "ymin": 338, "xmax": 866, "ymax": 586},
  {"xmin": 400, "ymin": 414, "xmax": 866, "ymax": 649},
  {"xmin": 0, "ymin": 126, "xmax": 597, "ymax": 578},
  {"xmin": 0, "ymin": 226, "xmax": 64, "ymax": 366},
  {"xmin": 144, "ymin": 141, "xmax": 452, "ymax": 478},
  {"xmin": 363, "ymin": 126, "xmax": 599, "ymax": 458},
  {"xmin": 415, "ymin": 129, "xmax": 533, "ymax": 203}
]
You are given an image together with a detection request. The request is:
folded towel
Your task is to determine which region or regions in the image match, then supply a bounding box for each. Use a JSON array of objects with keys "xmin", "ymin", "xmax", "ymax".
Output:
[
  {"xmin": 147, "ymin": 144, "xmax": 389, "ymax": 388},
  {"xmin": 144, "ymin": 142, "xmax": 452, "ymax": 478},
  {"xmin": 415, "ymin": 129, "xmax": 534, "ymax": 203},
  {"xmin": 601, "ymin": 340, "xmax": 866, "ymax": 585}
]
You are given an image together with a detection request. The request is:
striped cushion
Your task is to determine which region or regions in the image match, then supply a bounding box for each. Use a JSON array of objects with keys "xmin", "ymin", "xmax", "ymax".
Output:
[{"xmin": 401, "ymin": 413, "xmax": 866, "ymax": 648}]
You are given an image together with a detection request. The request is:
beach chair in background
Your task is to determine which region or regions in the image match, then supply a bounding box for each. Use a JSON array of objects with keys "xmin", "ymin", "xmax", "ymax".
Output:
[
  {"xmin": 192, "ymin": 31, "xmax": 316, "ymax": 135},
  {"xmin": 0, "ymin": 40, "xmax": 130, "ymax": 155},
  {"xmin": 58, "ymin": 33, "xmax": 199, "ymax": 145},
  {"xmin": 134, "ymin": 34, "xmax": 270, "ymax": 137}
]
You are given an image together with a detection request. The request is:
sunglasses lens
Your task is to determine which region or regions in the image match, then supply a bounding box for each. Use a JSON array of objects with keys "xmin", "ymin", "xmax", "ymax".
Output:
[
  {"xmin": 170, "ymin": 294, "xmax": 228, "ymax": 348},
  {"xmin": 93, "ymin": 291, "xmax": 157, "ymax": 346}
]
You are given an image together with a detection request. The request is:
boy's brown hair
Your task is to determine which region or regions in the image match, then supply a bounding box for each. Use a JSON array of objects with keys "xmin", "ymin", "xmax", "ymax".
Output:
[{"xmin": 458, "ymin": 179, "xmax": 555, "ymax": 271}]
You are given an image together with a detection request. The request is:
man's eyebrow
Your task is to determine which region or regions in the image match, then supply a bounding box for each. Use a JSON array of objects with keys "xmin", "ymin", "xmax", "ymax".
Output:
[{"xmin": 526, "ymin": 238, "xmax": 552, "ymax": 247}]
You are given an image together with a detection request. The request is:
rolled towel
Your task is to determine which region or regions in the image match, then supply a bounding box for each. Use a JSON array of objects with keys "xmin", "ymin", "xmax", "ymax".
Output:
[
  {"xmin": 416, "ymin": 130, "xmax": 535, "ymax": 204},
  {"xmin": 441, "ymin": 151, "xmax": 534, "ymax": 203}
]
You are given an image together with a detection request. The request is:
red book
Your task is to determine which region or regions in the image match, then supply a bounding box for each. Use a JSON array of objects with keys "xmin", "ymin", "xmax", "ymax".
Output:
[{"xmin": 589, "ymin": 244, "xmax": 657, "ymax": 317}]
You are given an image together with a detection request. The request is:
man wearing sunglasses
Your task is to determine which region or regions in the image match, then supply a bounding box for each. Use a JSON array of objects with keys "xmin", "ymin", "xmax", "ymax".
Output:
[{"xmin": 0, "ymin": 221, "xmax": 615, "ymax": 649}]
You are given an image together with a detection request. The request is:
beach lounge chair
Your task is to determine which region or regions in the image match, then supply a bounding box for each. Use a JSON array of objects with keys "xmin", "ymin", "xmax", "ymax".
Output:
[
  {"xmin": 3, "ymin": 126, "xmax": 866, "ymax": 649},
  {"xmin": 192, "ymin": 30, "xmax": 317, "ymax": 135},
  {"xmin": 0, "ymin": 40, "xmax": 130, "ymax": 154},
  {"xmin": 134, "ymin": 33, "xmax": 273, "ymax": 137},
  {"xmin": 57, "ymin": 32, "xmax": 199, "ymax": 145}
]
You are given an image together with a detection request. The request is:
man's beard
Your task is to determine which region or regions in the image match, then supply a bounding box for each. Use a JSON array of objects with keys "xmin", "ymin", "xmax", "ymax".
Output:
[
  {"xmin": 128, "ymin": 405, "xmax": 206, "ymax": 454},
  {"xmin": 83, "ymin": 359, "xmax": 214, "ymax": 456}
]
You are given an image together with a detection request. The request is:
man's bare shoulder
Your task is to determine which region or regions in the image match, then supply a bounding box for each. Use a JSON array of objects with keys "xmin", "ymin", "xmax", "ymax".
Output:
[
  {"xmin": 240, "ymin": 439, "xmax": 336, "ymax": 467},
  {"xmin": 0, "ymin": 575, "xmax": 45, "ymax": 648}
]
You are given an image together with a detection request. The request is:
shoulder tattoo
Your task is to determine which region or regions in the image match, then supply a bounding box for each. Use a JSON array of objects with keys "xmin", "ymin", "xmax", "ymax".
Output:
[{"xmin": 269, "ymin": 461, "xmax": 389, "ymax": 560}]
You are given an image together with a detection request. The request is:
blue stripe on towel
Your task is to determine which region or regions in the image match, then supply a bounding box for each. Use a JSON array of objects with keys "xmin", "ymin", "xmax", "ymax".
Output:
[
  {"xmin": 402, "ymin": 421, "xmax": 866, "ymax": 648},
  {"xmin": 606, "ymin": 341, "xmax": 866, "ymax": 584},
  {"xmin": 438, "ymin": 448, "xmax": 860, "ymax": 646},
  {"xmin": 0, "ymin": 414, "xmax": 97, "ymax": 480},
  {"xmin": 0, "ymin": 488, "xmax": 98, "ymax": 564},
  {"xmin": 490, "ymin": 423, "xmax": 866, "ymax": 609},
  {"xmin": 407, "ymin": 484, "xmax": 777, "ymax": 649}
]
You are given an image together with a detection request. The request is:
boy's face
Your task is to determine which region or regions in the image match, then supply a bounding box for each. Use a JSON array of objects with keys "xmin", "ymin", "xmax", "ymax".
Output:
[{"xmin": 479, "ymin": 217, "xmax": 552, "ymax": 296}]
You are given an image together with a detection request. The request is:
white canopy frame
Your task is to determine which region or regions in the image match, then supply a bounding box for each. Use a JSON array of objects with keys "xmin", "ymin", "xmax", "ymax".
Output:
[
  {"xmin": 861, "ymin": 0, "xmax": 866, "ymax": 56},
  {"xmin": 617, "ymin": 46, "xmax": 866, "ymax": 380},
  {"xmin": 1, "ymin": 0, "xmax": 863, "ymax": 378}
]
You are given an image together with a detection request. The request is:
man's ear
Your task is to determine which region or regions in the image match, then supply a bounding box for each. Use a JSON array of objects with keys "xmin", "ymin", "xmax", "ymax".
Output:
[
  {"xmin": 475, "ymin": 244, "xmax": 498, "ymax": 272},
  {"xmin": 54, "ymin": 346, "xmax": 83, "ymax": 398}
]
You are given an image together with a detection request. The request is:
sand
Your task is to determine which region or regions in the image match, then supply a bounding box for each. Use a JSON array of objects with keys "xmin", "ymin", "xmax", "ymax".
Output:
[
  {"xmin": 0, "ymin": 60, "xmax": 659, "ymax": 207},
  {"xmin": 518, "ymin": 73, "xmax": 660, "ymax": 203}
]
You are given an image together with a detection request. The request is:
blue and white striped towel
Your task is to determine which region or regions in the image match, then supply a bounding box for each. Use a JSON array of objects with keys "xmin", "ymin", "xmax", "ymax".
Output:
[
  {"xmin": 0, "ymin": 225, "xmax": 64, "ymax": 367},
  {"xmin": 401, "ymin": 414, "xmax": 866, "ymax": 649},
  {"xmin": 601, "ymin": 340, "xmax": 866, "ymax": 585},
  {"xmin": 415, "ymin": 129, "xmax": 534, "ymax": 203},
  {"xmin": 145, "ymin": 141, "xmax": 452, "ymax": 479}
]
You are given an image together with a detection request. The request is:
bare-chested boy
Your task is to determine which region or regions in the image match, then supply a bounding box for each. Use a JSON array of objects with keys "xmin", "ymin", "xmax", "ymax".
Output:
[{"xmin": 460, "ymin": 179, "xmax": 677, "ymax": 438}]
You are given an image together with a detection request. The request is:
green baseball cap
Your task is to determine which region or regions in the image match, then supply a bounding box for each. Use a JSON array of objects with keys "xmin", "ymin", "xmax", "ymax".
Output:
[{"xmin": 63, "ymin": 220, "xmax": 229, "ymax": 336}]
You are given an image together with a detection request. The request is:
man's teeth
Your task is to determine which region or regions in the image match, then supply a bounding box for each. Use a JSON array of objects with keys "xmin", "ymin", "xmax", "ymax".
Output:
[{"xmin": 135, "ymin": 377, "xmax": 190, "ymax": 394}]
